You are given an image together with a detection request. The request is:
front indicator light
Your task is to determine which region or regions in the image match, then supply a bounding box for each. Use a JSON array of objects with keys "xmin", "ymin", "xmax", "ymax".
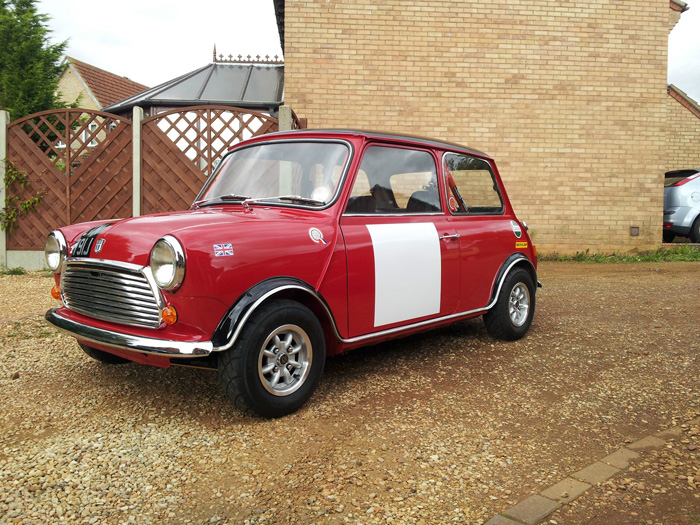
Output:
[
  {"xmin": 162, "ymin": 305, "xmax": 178, "ymax": 325},
  {"xmin": 51, "ymin": 285, "xmax": 61, "ymax": 300}
]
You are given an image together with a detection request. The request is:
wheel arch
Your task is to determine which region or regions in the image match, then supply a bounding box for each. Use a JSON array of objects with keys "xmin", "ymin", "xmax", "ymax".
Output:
[
  {"xmin": 211, "ymin": 277, "xmax": 340, "ymax": 353},
  {"xmin": 488, "ymin": 253, "xmax": 539, "ymax": 308}
]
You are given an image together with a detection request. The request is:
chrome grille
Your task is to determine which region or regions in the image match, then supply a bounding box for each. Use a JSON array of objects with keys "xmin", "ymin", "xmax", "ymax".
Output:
[{"xmin": 61, "ymin": 260, "xmax": 162, "ymax": 328}]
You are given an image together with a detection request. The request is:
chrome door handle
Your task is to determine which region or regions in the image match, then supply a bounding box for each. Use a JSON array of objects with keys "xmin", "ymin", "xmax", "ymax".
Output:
[{"xmin": 439, "ymin": 233, "xmax": 460, "ymax": 241}]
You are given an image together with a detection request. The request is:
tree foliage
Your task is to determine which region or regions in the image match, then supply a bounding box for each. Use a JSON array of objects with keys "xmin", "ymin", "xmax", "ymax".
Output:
[{"xmin": 0, "ymin": 0, "xmax": 67, "ymax": 120}]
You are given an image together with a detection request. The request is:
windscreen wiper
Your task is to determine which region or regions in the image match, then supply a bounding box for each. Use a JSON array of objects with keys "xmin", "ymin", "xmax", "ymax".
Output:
[
  {"xmin": 219, "ymin": 194, "xmax": 251, "ymax": 201},
  {"xmin": 250, "ymin": 195, "xmax": 326, "ymax": 206},
  {"xmin": 192, "ymin": 194, "xmax": 250, "ymax": 208}
]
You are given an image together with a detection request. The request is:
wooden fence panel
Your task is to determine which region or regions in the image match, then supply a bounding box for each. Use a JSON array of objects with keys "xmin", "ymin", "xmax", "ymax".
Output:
[
  {"xmin": 141, "ymin": 106, "xmax": 279, "ymax": 214},
  {"xmin": 141, "ymin": 123, "xmax": 205, "ymax": 215},
  {"xmin": 6, "ymin": 126, "xmax": 67, "ymax": 250},
  {"xmin": 69, "ymin": 121, "xmax": 132, "ymax": 225},
  {"xmin": 4, "ymin": 106, "xmax": 289, "ymax": 251},
  {"xmin": 5, "ymin": 110, "xmax": 132, "ymax": 250}
]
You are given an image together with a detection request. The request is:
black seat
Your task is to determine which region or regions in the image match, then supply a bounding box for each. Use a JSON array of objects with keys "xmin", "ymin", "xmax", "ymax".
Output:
[
  {"xmin": 345, "ymin": 195, "xmax": 376, "ymax": 214},
  {"xmin": 370, "ymin": 184, "xmax": 399, "ymax": 212},
  {"xmin": 406, "ymin": 189, "xmax": 440, "ymax": 213}
]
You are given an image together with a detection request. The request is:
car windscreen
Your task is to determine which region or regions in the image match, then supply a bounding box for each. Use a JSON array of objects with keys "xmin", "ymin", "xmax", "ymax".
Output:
[{"xmin": 196, "ymin": 141, "xmax": 350, "ymax": 207}]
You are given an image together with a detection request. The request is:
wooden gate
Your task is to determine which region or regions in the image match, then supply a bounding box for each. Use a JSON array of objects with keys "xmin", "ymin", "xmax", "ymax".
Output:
[
  {"xmin": 5, "ymin": 110, "xmax": 132, "ymax": 250},
  {"xmin": 141, "ymin": 106, "xmax": 279, "ymax": 214}
]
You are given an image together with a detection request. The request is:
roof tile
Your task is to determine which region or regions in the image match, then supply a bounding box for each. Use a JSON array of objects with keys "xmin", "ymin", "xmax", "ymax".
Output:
[{"xmin": 68, "ymin": 57, "xmax": 149, "ymax": 108}]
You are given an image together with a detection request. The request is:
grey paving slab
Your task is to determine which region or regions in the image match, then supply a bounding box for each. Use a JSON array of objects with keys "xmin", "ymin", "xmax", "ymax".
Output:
[
  {"xmin": 627, "ymin": 435, "xmax": 666, "ymax": 451},
  {"xmin": 601, "ymin": 447, "xmax": 640, "ymax": 469},
  {"xmin": 503, "ymin": 495, "xmax": 560, "ymax": 525},
  {"xmin": 571, "ymin": 461, "xmax": 620, "ymax": 484},
  {"xmin": 655, "ymin": 427, "xmax": 683, "ymax": 440},
  {"xmin": 484, "ymin": 515, "xmax": 521, "ymax": 525},
  {"xmin": 540, "ymin": 477, "xmax": 592, "ymax": 503}
]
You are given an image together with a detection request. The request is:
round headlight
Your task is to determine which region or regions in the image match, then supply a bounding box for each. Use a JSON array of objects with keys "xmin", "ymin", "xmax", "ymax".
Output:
[
  {"xmin": 45, "ymin": 231, "xmax": 67, "ymax": 273},
  {"xmin": 150, "ymin": 236, "xmax": 185, "ymax": 291}
]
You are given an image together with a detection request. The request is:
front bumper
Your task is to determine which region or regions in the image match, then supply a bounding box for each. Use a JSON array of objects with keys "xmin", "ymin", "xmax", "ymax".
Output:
[{"xmin": 46, "ymin": 308, "xmax": 213, "ymax": 357}]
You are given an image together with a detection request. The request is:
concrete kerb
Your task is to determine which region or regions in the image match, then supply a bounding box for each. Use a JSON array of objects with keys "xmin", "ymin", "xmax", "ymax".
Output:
[{"xmin": 484, "ymin": 418, "xmax": 700, "ymax": 525}]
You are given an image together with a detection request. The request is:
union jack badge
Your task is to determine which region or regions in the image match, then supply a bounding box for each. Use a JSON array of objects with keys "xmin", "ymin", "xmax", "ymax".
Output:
[{"xmin": 213, "ymin": 243, "xmax": 234, "ymax": 257}]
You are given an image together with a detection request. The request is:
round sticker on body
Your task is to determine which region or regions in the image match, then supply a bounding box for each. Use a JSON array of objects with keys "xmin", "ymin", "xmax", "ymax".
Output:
[
  {"xmin": 510, "ymin": 220, "xmax": 522, "ymax": 239},
  {"xmin": 448, "ymin": 196, "xmax": 459, "ymax": 212},
  {"xmin": 309, "ymin": 227, "xmax": 327, "ymax": 245}
]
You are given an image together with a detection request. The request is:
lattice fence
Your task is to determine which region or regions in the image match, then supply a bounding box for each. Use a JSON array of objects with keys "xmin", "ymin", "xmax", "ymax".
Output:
[
  {"xmin": 141, "ymin": 106, "xmax": 280, "ymax": 214},
  {"xmin": 4, "ymin": 105, "xmax": 294, "ymax": 251},
  {"xmin": 5, "ymin": 110, "xmax": 132, "ymax": 250}
]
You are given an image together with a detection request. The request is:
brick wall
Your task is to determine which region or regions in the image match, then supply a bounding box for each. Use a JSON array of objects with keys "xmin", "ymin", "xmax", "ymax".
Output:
[
  {"xmin": 57, "ymin": 67, "xmax": 99, "ymax": 111},
  {"xmin": 667, "ymin": 86, "xmax": 700, "ymax": 171},
  {"xmin": 283, "ymin": 0, "xmax": 671, "ymax": 253}
]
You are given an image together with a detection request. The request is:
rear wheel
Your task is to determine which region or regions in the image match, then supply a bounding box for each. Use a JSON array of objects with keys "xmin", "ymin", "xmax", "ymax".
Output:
[
  {"xmin": 218, "ymin": 299, "xmax": 325, "ymax": 418},
  {"xmin": 79, "ymin": 342, "xmax": 130, "ymax": 364},
  {"xmin": 484, "ymin": 267, "xmax": 536, "ymax": 341},
  {"xmin": 689, "ymin": 216, "xmax": 700, "ymax": 243}
]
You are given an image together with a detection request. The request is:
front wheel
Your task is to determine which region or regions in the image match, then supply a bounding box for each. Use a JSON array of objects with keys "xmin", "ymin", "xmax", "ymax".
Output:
[
  {"xmin": 218, "ymin": 299, "xmax": 326, "ymax": 418},
  {"xmin": 483, "ymin": 267, "xmax": 536, "ymax": 341}
]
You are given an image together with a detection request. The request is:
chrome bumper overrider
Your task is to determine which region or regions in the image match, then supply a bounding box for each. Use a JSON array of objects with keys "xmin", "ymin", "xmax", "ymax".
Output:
[{"xmin": 45, "ymin": 308, "xmax": 213, "ymax": 357}]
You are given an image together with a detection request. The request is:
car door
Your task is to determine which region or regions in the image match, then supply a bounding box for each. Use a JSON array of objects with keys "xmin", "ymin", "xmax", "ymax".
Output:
[
  {"xmin": 339, "ymin": 144, "xmax": 460, "ymax": 338},
  {"xmin": 442, "ymin": 152, "xmax": 517, "ymax": 313}
]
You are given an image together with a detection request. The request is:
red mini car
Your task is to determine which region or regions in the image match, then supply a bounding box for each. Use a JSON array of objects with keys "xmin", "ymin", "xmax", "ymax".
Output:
[{"xmin": 45, "ymin": 130, "xmax": 539, "ymax": 417}]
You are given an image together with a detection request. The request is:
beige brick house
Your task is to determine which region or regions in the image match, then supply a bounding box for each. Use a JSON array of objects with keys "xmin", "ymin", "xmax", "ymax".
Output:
[
  {"xmin": 56, "ymin": 57, "xmax": 148, "ymax": 111},
  {"xmin": 276, "ymin": 0, "xmax": 698, "ymax": 253},
  {"xmin": 668, "ymin": 85, "xmax": 700, "ymax": 171}
]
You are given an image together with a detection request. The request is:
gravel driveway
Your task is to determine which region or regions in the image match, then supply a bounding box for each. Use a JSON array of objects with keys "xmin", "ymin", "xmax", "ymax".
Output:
[{"xmin": 1, "ymin": 262, "xmax": 699, "ymax": 524}]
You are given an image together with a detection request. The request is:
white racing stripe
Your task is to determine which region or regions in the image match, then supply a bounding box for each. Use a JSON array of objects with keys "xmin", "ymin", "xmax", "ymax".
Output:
[{"xmin": 367, "ymin": 223, "xmax": 441, "ymax": 327}]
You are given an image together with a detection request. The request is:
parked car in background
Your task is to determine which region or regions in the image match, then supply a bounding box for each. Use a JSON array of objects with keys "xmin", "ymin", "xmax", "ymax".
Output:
[
  {"xmin": 663, "ymin": 168, "xmax": 700, "ymax": 243},
  {"xmin": 44, "ymin": 130, "xmax": 539, "ymax": 417}
]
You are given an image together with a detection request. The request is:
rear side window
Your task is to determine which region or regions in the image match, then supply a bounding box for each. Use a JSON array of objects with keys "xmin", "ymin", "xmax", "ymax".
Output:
[
  {"xmin": 444, "ymin": 153, "xmax": 503, "ymax": 215},
  {"xmin": 345, "ymin": 146, "xmax": 441, "ymax": 214},
  {"xmin": 664, "ymin": 170, "xmax": 700, "ymax": 187}
]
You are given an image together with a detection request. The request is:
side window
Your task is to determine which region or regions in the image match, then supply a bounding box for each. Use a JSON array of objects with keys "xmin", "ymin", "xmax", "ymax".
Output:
[
  {"xmin": 444, "ymin": 153, "xmax": 503, "ymax": 215},
  {"xmin": 345, "ymin": 146, "xmax": 440, "ymax": 214}
]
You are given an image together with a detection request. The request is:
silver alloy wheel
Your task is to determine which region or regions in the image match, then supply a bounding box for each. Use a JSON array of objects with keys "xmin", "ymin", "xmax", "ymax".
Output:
[
  {"xmin": 258, "ymin": 324, "xmax": 312, "ymax": 396},
  {"xmin": 508, "ymin": 282, "xmax": 531, "ymax": 327}
]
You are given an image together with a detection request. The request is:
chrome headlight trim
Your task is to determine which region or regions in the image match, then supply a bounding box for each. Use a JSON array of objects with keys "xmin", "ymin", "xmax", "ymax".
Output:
[
  {"xmin": 149, "ymin": 235, "xmax": 186, "ymax": 292},
  {"xmin": 45, "ymin": 230, "xmax": 68, "ymax": 273}
]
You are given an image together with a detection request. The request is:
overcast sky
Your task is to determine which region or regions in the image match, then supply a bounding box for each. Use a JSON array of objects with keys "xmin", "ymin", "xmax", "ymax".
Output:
[
  {"xmin": 38, "ymin": 0, "xmax": 700, "ymax": 102},
  {"xmin": 669, "ymin": 0, "xmax": 700, "ymax": 102},
  {"xmin": 36, "ymin": 0, "xmax": 284, "ymax": 87}
]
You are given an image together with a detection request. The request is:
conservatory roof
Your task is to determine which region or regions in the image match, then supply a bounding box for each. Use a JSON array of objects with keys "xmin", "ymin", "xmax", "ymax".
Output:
[{"xmin": 103, "ymin": 60, "xmax": 284, "ymax": 113}]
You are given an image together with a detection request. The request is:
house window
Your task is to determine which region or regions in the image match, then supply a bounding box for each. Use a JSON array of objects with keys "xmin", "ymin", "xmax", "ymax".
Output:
[{"xmin": 82, "ymin": 122, "xmax": 99, "ymax": 147}]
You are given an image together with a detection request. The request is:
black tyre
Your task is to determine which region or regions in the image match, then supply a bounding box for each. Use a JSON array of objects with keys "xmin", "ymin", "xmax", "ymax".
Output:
[
  {"xmin": 689, "ymin": 216, "xmax": 700, "ymax": 244},
  {"xmin": 483, "ymin": 267, "xmax": 536, "ymax": 341},
  {"xmin": 79, "ymin": 342, "xmax": 130, "ymax": 364},
  {"xmin": 218, "ymin": 299, "xmax": 325, "ymax": 418},
  {"xmin": 662, "ymin": 231, "xmax": 675, "ymax": 243}
]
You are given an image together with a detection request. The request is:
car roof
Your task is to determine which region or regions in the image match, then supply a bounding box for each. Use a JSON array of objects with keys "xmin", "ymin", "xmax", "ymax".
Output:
[{"xmin": 244, "ymin": 129, "xmax": 489, "ymax": 159}]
